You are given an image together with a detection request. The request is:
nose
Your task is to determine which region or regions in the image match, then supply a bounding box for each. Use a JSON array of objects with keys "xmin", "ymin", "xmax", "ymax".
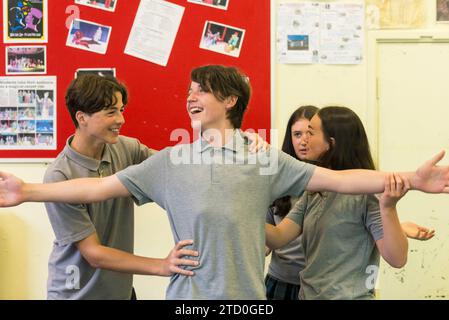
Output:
[
  {"xmin": 300, "ymin": 135, "xmax": 309, "ymax": 145},
  {"xmin": 116, "ymin": 112, "xmax": 125, "ymax": 124},
  {"xmin": 187, "ymin": 91, "xmax": 197, "ymax": 103}
]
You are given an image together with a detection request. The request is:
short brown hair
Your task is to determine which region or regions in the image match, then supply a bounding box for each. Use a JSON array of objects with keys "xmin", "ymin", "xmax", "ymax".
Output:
[
  {"xmin": 191, "ymin": 65, "xmax": 251, "ymax": 128},
  {"xmin": 65, "ymin": 75, "xmax": 128, "ymax": 128}
]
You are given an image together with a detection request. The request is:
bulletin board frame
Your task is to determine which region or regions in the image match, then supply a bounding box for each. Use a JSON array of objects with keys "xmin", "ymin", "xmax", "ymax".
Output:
[{"xmin": 0, "ymin": 0, "xmax": 272, "ymax": 162}]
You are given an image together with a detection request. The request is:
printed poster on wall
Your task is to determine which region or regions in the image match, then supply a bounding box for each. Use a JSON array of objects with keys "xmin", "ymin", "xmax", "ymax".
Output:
[
  {"xmin": 124, "ymin": 0, "xmax": 185, "ymax": 67},
  {"xmin": 0, "ymin": 76, "xmax": 56, "ymax": 150},
  {"xmin": 3, "ymin": 0, "xmax": 48, "ymax": 43},
  {"xmin": 277, "ymin": 2, "xmax": 364, "ymax": 65}
]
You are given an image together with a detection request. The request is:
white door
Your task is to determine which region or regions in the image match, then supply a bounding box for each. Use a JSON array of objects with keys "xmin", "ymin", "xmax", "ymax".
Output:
[{"xmin": 377, "ymin": 41, "xmax": 449, "ymax": 299}]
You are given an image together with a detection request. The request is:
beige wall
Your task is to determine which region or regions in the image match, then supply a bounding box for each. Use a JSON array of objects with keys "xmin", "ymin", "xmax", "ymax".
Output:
[{"xmin": 1, "ymin": 0, "xmax": 448, "ymax": 299}]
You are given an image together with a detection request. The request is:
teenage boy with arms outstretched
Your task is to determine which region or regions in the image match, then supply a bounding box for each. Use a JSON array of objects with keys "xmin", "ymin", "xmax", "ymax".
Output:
[{"xmin": 42, "ymin": 75, "xmax": 198, "ymax": 299}]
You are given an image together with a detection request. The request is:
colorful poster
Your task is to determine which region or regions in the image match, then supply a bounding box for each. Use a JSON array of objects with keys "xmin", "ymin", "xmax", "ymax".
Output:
[
  {"xmin": 6, "ymin": 46, "xmax": 46, "ymax": 75},
  {"xmin": 3, "ymin": 0, "xmax": 47, "ymax": 43},
  {"xmin": 0, "ymin": 76, "xmax": 56, "ymax": 150}
]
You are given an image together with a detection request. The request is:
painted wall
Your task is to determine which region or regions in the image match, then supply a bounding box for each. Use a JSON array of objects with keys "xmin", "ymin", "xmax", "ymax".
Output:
[{"xmin": 1, "ymin": 0, "xmax": 448, "ymax": 299}]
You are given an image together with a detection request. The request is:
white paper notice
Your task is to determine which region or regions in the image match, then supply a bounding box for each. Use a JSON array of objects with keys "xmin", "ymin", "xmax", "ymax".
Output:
[
  {"xmin": 319, "ymin": 3, "xmax": 364, "ymax": 65},
  {"xmin": 277, "ymin": 2, "xmax": 321, "ymax": 64},
  {"xmin": 124, "ymin": 0, "xmax": 184, "ymax": 67},
  {"xmin": 277, "ymin": 2, "xmax": 364, "ymax": 65}
]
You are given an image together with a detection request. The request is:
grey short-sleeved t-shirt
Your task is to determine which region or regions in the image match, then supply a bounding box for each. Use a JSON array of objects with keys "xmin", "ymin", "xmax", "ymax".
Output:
[
  {"xmin": 45, "ymin": 135, "xmax": 154, "ymax": 300},
  {"xmin": 116, "ymin": 130, "xmax": 316, "ymax": 299},
  {"xmin": 286, "ymin": 192, "xmax": 383, "ymax": 300},
  {"xmin": 266, "ymin": 196, "xmax": 305, "ymax": 285}
]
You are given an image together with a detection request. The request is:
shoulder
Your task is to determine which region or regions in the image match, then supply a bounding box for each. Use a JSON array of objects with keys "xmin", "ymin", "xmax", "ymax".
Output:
[
  {"xmin": 114, "ymin": 135, "xmax": 143, "ymax": 151},
  {"xmin": 44, "ymin": 153, "xmax": 71, "ymax": 183}
]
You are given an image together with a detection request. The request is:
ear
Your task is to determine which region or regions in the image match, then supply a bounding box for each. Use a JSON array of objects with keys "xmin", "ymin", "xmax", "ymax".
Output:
[
  {"xmin": 329, "ymin": 137, "xmax": 336, "ymax": 148},
  {"xmin": 225, "ymin": 95, "xmax": 238, "ymax": 110},
  {"xmin": 75, "ymin": 111, "xmax": 87, "ymax": 127}
]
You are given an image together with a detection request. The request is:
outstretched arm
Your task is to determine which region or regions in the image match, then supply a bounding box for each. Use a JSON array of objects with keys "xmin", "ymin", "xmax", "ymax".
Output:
[
  {"xmin": 77, "ymin": 235, "xmax": 199, "ymax": 276},
  {"xmin": 376, "ymin": 173, "xmax": 409, "ymax": 268},
  {"xmin": 306, "ymin": 151, "xmax": 449, "ymax": 194},
  {"xmin": 0, "ymin": 171, "xmax": 129, "ymax": 206}
]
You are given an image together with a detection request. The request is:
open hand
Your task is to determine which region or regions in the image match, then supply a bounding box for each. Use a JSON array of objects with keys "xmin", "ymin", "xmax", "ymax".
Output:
[
  {"xmin": 412, "ymin": 151, "xmax": 449, "ymax": 193},
  {"xmin": 0, "ymin": 171, "xmax": 26, "ymax": 207},
  {"xmin": 401, "ymin": 221, "xmax": 435, "ymax": 241}
]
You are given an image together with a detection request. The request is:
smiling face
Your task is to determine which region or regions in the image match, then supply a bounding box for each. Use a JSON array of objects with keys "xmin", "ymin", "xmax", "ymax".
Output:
[
  {"xmin": 186, "ymin": 81, "xmax": 233, "ymax": 131},
  {"xmin": 79, "ymin": 91, "xmax": 125, "ymax": 145}
]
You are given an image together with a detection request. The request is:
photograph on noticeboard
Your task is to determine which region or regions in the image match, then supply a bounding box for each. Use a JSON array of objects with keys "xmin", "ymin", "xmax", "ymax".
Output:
[
  {"xmin": 75, "ymin": 0, "xmax": 117, "ymax": 12},
  {"xmin": 188, "ymin": 0, "xmax": 229, "ymax": 10},
  {"xmin": 6, "ymin": 46, "xmax": 46, "ymax": 75},
  {"xmin": 75, "ymin": 68, "xmax": 116, "ymax": 78},
  {"xmin": 66, "ymin": 19, "xmax": 112, "ymax": 55},
  {"xmin": 3, "ymin": 0, "xmax": 47, "ymax": 43},
  {"xmin": 199, "ymin": 21, "xmax": 245, "ymax": 58}
]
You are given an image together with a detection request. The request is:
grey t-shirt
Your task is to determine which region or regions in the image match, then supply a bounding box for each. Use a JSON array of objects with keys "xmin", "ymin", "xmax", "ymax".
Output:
[
  {"xmin": 44, "ymin": 135, "xmax": 154, "ymax": 300},
  {"xmin": 286, "ymin": 192, "xmax": 383, "ymax": 300},
  {"xmin": 116, "ymin": 130, "xmax": 316, "ymax": 299},
  {"xmin": 266, "ymin": 196, "xmax": 305, "ymax": 285}
]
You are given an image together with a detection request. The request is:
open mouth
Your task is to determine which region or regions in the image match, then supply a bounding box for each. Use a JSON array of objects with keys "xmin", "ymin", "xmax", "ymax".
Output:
[{"xmin": 189, "ymin": 107, "xmax": 204, "ymax": 115}]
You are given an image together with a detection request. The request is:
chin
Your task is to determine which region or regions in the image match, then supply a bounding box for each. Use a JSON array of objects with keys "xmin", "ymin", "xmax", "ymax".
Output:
[
  {"xmin": 106, "ymin": 136, "xmax": 120, "ymax": 144},
  {"xmin": 190, "ymin": 119, "xmax": 203, "ymax": 130}
]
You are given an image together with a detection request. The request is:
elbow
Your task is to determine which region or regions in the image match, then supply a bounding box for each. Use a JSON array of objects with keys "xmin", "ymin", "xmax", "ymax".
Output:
[
  {"xmin": 87, "ymin": 258, "xmax": 102, "ymax": 269},
  {"xmin": 80, "ymin": 249, "xmax": 104, "ymax": 269},
  {"xmin": 388, "ymin": 255, "xmax": 408, "ymax": 269},
  {"xmin": 84, "ymin": 254, "xmax": 102, "ymax": 269}
]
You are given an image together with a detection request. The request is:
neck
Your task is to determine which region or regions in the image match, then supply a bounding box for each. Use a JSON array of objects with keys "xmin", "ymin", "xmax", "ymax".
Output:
[
  {"xmin": 70, "ymin": 130, "xmax": 105, "ymax": 160},
  {"xmin": 201, "ymin": 124, "xmax": 236, "ymax": 148}
]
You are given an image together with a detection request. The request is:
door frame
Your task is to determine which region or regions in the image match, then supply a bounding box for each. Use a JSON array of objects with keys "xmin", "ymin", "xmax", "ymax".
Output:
[{"xmin": 367, "ymin": 30, "xmax": 449, "ymax": 165}]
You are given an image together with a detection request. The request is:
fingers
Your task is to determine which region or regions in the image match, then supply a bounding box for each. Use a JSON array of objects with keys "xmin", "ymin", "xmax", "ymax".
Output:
[
  {"xmin": 415, "ymin": 228, "xmax": 436, "ymax": 241},
  {"xmin": 170, "ymin": 239, "xmax": 200, "ymax": 276},
  {"xmin": 387, "ymin": 173, "xmax": 408, "ymax": 196},
  {"xmin": 243, "ymin": 130, "xmax": 269, "ymax": 153},
  {"xmin": 384, "ymin": 174, "xmax": 391, "ymax": 194},
  {"xmin": 171, "ymin": 266, "xmax": 195, "ymax": 276},
  {"xmin": 175, "ymin": 239, "xmax": 194, "ymax": 250},
  {"xmin": 173, "ymin": 258, "xmax": 200, "ymax": 267},
  {"xmin": 401, "ymin": 173, "xmax": 411, "ymax": 190},
  {"xmin": 175, "ymin": 249, "xmax": 199, "ymax": 257},
  {"xmin": 0, "ymin": 171, "xmax": 8, "ymax": 180},
  {"xmin": 427, "ymin": 150, "xmax": 445, "ymax": 167}
]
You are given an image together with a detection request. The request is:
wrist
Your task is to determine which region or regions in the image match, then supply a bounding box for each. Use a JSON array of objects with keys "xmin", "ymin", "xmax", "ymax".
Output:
[
  {"xmin": 22, "ymin": 182, "xmax": 32, "ymax": 202},
  {"xmin": 380, "ymin": 204, "xmax": 397, "ymax": 216},
  {"xmin": 157, "ymin": 258, "xmax": 170, "ymax": 277}
]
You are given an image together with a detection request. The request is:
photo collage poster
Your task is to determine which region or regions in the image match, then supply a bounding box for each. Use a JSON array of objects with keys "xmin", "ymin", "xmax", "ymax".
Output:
[{"xmin": 0, "ymin": 76, "xmax": 56, "ymax": 149}]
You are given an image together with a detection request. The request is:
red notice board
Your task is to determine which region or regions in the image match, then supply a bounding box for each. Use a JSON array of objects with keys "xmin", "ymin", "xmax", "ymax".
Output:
[{"xmin": 0, "ymin": 0, "xmax": 271, "ymax": 160}]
